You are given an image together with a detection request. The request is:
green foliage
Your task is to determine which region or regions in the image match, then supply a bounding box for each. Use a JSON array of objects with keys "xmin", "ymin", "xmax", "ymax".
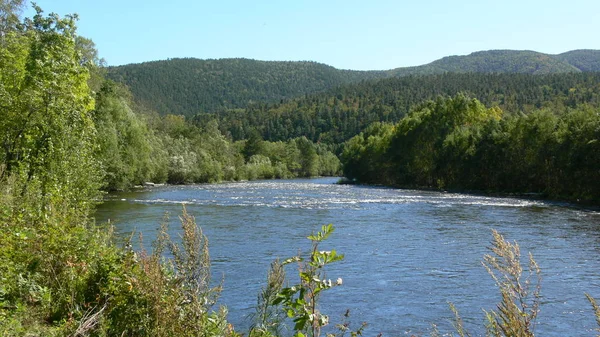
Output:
[
  {"xmin": 1, "ymin": 173, "xmax": 128, "ymax": 335},
  {"xmin": 252, "ymin": 226, "xmax": 366, "ymax": 337},
  {"xmin": 0, "ymin": 5, "xmax": 102, "ymax": 206},
  {"xmin": 396, "ymin": 94, "xmax": 502, "ymax": 188},
  {"xmin": 94, "ymin": 81, "xmax": 157, "ymax": 190},
  {"xmin": 341, "ymin": 94, "xmax": 600, "ymax": 203},
  {"xmin": 273, "ymin": 224, "xmax": 344, "ymax": 337},
  {"xmin": 107, "ymin": 58, "xmax": 387, "ymax": 117},
  {"xmin": 404, "ymin": 50, "xmax": 579, "ymax": 75},
  {"xmin": 158, "ymin": 122, "xmax": 338, "ymax": 184},
  {"xmin": 557, "ymin": 49, "xmax": 600, "ymax": 72},
  {"xmin": 3, "ymin": 3, "xmax": 600, "ymax": 335},
  {"xmin": 341, "ymin": 122, "xmax": 395, "ymax": 183},
  {"xmin": 124, "ymin": 208, "xmax": 235, "ymax": 337},
  {"xmin": 293, "ymin": 137, "xmax": 320, "ymax": 178},
  {"xmin": 206, "ymin": 72, "xmax": 600, "ymax": 145},
  {"xmin": 243, "ymin": 129, "xmax": 266, "ymax": 161},
  {"xmin": 0, "ymin": 5, "xmax": 240, "ymax": 336},
  {"xmin": 0, "ymin": 0, "xmax": 25, "ymax": 34},
  {"xmin": 127, "ymin": 110, "xmax": 341, "ymax": 185},
  {"xmin": 107, "ymin": 50, "xmax": 600, "ymax": 121},
  {"xmin": 251, "ymin": 260, "xmax": 287, "ymax": 337},
  {"xmin": 0, "ymin": 15, "xmax": 104, "ymax": 333}
]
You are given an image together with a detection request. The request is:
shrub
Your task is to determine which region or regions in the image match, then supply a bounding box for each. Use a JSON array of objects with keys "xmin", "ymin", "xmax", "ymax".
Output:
[{"xmin": 131, "ymin": 207, "xmax": 236, "ymax": 337}]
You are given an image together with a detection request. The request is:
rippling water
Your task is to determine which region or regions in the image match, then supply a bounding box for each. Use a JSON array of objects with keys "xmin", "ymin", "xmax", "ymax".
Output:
[{"xmin": 95, "ymin": 177, "xmax": 600, "ymax": 336}]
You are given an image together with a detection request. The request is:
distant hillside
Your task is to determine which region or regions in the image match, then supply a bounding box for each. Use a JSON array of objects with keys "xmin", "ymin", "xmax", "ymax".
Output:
[
  {"xmin": 389, "ymin": 50, "xmax": 581, "ymax": 75},
  {"xmin": 106, "ymin": 58, "xmax": 386, "ymax": 116},
  {"xmin": 556, "ymin": 49, "xmax": 600, "ymax": 72},
  {"xmin": 107, "ymin": 49, "xmax": 600, "ymax": 116},
  {"xmin": 206, "ymin": 72, "xmax": 600, "ymax": 144}
]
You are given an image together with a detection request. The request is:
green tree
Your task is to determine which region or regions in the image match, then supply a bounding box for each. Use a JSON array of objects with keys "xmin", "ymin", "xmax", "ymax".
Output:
[
  {"xmin": 93, "ymin": 81, "xmax": 155, "ymax": 190},
  {"xmin": 0, "ymin": 5, "xmax": 101, "ymax": 216},
  {"xmin": 0, "ymin": 0, "xmax": 24, "ymax": 35},
  {"xmin": 294, "ymin": 137, "xmax": 319, "ymax": 177},
  {"xmin": 389, "ymin": 94, "xmax": 501, "ymax": 188},
  {"xmin": 0, "ymin": 6, "xmax": 107, "ymax": 334},
  {"xmin": 341, "ymin": 122, "xmax": 394, "ymax": 183},
  {"xmin": 243, "ymin": 129, "xmax": 265, "ymax": 161},
  {"xmin": 75, "ymin": 35, "xmax": 106, "ymax": 93}
]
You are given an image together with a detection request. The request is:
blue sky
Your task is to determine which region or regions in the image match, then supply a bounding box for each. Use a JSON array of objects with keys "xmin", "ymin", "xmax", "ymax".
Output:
[{"xmin": 25, "ymin": 0, "xmax": 600, "ymax": 70}]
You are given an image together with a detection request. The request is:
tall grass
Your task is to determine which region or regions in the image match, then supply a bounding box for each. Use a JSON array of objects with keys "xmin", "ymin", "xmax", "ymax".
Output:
[
  {"xmin": 250, "ymin": 259, "xmax": 287, "ymax": 337},
  {"xmin": 132, "ymin": 207, "xmax": 235, "ymax": 337},
  {"xmin": 482, "ymin": 230, "xmax": 541, "ymax": 337}
]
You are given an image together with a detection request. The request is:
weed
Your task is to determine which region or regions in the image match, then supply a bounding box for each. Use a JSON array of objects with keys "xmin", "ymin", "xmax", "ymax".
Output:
[{"xmin": 483, "ymin": 230, "xmax": 541, "ymax": 337}]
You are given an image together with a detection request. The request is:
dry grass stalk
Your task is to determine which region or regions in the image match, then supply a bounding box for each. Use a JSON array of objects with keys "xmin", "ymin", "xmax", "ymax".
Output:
[
  {"xmin": 483, "ymin": 230, "xmax": 541, "ymax": 337},
  {"xmin": 73, "ymin": 304, "xmax": 107, "ymax": 336},
  {"xmin": 586, "ymin": 294, "xmax": 600, "ymax": 337}
]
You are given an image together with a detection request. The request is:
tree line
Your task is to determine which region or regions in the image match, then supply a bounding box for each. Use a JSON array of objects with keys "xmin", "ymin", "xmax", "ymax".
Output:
[
  {"xmin": 93, "ymin": 80, "xmax": 341, "ymax": 191},
  {"xmin": 199, "ymin": 72, "xmax": 600, "ymax": 144},
  {"xmin": 341, "ymin": 94, "xmax": 600, "ymax": 203},
  {"xmin": 106, "ymin": 50, "xmax": 600, "ymax": 120}
]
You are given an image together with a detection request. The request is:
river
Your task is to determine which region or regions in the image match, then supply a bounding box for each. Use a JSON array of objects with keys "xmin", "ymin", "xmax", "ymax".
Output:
[{"xmin": 95, "ymin": 177, "xmax": 600, "ymax": 336}]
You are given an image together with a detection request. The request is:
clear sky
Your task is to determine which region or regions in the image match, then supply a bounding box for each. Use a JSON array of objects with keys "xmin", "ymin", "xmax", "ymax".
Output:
[{"xmin": 24, "ymin": 0, "xmax": 600, "ymax": 71}]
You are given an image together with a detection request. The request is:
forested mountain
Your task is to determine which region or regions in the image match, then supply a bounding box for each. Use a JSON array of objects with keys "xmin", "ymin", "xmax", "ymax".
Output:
[
  {"xmin": 557, "ymin": 49, "xmax": 600, "ymax": 72},
  {"xmin": 203, "ymin": 72, "xmax": 600, "ymax": 144},
  {"xmin": 107, "ymin": 49, "xmax": 600, "ymax": 117},
  {"xmin": 391, "ymin": 50, "xmax": 579, "ymax": 75},
  {"xmin": 106, "ymin": 58, "xmax": 387, "ymax": 116}
]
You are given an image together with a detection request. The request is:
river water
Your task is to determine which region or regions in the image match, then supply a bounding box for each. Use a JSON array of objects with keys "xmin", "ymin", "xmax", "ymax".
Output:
[{"xmin": 95, "ymin": 177, "xmax": 600, "ymax": 336}]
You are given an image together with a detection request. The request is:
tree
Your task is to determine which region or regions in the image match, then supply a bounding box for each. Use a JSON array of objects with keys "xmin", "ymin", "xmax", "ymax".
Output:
[
  {"xmin": 295, "ymin": 137, "xmax": 319, "ymax": 177},
  {"xmin": 0, "ymin": 5, "xmax": 101, "ymax": 219},
  {"xmin": 243, "ymin": 129, "xmax": 265, "ymax": 161},
  {"xmin": 341, "ymin": 122, "xmax": 394, "ymax": 183},
  {"xmin": 75, "ymin": 35, "xmax": 106, "ymax": 92},
  {"xmin": 389, "ymin": 94, "xmax": 501, "ymax": 188},
  {"xmin": 0, "ymin": 0, "xmax": 24, "ymax": 35},
  {"xmin": 94, "ymin": 81, "xmax": 155, "ymax": 190}
]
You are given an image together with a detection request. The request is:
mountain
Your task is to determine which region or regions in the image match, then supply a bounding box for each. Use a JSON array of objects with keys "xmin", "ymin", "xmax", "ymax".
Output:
[
  {"xmin": 556, "ymin": 49, "xmax": 600, "ymax": 72},
  {"xmin": 389, "ymin": 50, "xmax": 581, "ymax": 76},
  {"xmin": 106, "ymin": 49, "xmax": 600, "ymax": 116},
  {"xmin": 106, "ymin": 58, "xmax": 386, "ymax": 116},
  {"xmin": 207, "ymin": 72, "xmax": 600, "ymax": 144}
]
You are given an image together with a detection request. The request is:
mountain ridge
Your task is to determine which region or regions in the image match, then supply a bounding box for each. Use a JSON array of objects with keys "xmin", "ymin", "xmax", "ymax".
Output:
[{"xmin": 106, "ymin": 49, "xmax": 600, "ymax": 116}]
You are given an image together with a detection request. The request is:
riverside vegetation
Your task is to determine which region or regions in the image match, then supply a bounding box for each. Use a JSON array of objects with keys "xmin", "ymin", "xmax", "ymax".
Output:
[{"xmin": 2, "ymin": 2, "xmax": 600, "ymax": 336}]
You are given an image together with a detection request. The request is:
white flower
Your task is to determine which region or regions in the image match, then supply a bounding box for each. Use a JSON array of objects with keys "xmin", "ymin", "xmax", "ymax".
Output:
[{"xmin": 336, "ymin": 277, "xmax": 343, "ymax": 285}]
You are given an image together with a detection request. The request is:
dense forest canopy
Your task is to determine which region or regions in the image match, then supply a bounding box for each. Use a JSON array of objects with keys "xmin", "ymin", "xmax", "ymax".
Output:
[
  {"xmin": 556, "ymin": 49, "xmax": 600, "ymax": 72},
  {"xmin": 106, "ymin": 58, "xmax": 388, "ymax": 116},
  {"xmin": 397, "ymin": 50, "xmax": 580, "ymax": 75},
  {"xmin": 203, "ymin": 72, "xmax": 600, "ymax": 144},
  {"xmin": 107, "ymin": 49, "xmax": 600, "ymax": 117},
  {"xmin": 340, "ymin": 94, "xmax": 600, "ymax": 203}
]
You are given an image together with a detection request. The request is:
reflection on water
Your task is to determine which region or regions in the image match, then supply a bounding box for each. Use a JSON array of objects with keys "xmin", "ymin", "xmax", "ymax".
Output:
[{"xmin": 95, "ymin": 178, "xmax": 600, "ymax": 336}]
